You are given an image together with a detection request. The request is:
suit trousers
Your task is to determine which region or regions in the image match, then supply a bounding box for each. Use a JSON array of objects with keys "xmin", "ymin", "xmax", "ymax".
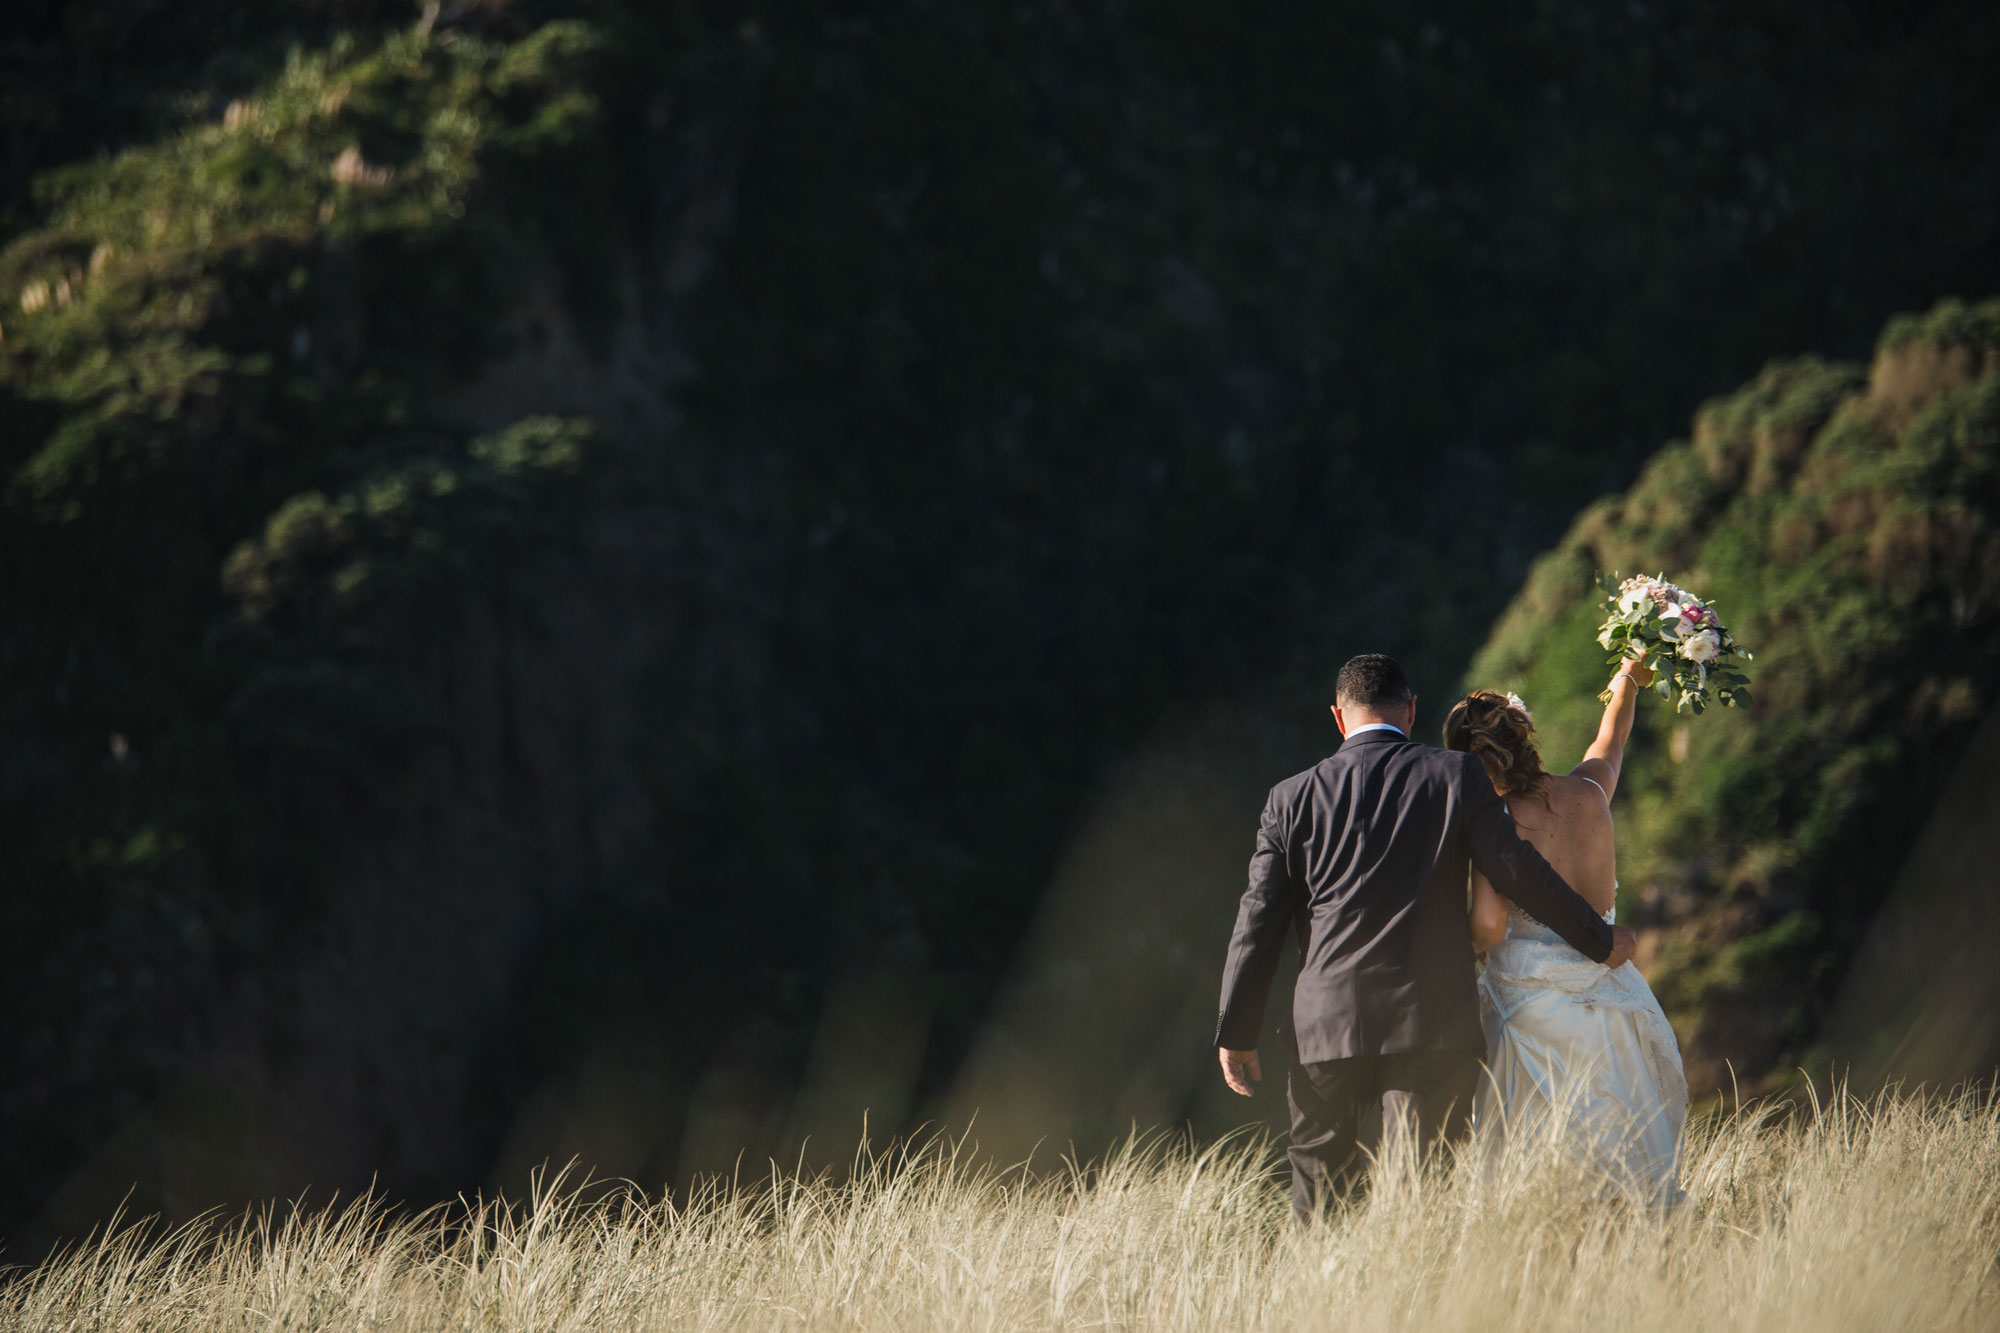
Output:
[{"xmin": 1286, "ymin": 1047, "xmax": 1481, "ymax": 1222}]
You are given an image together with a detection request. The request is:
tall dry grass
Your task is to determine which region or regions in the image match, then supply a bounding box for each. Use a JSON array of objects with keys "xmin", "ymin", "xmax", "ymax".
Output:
[{"xmin": 6, "ymin": 1085, "xmax": 1998, "ymax": 1331}]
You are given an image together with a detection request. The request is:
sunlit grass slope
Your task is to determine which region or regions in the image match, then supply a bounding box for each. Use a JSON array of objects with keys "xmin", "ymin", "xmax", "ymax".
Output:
[{"xmin": 7, "ymin": 1087, "xmax": 1998, "ymax": 1332}]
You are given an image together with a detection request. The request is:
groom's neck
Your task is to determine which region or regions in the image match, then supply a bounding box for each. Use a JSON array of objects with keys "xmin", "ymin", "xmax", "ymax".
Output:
[{"xmin": 1332, "ymin": 699, "xmax": 1416, "ymax": 737}]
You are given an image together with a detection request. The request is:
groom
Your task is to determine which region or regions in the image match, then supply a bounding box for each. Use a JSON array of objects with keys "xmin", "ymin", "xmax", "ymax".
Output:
[{"xmin": 1216, "ymin": 654, "xmax": 1637, "ymax": 1220}]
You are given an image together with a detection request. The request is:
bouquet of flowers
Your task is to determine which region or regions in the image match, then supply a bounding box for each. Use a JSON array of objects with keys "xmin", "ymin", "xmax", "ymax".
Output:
[{"xmin": 1594, "ymin": 572, "xmax": 1754, "ymax": 713}]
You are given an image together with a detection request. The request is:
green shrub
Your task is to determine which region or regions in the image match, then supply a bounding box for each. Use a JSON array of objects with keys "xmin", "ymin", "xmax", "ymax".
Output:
[{"xmin": 1463, "ymin": 298, "xmax": 2000, "ymax": 1092}]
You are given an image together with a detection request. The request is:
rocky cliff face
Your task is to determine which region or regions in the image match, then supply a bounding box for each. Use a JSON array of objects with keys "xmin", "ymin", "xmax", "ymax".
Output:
[
  {"xmin": 0, "ymin": 19, "xmax": 764, "ymax": 1244},
  {"xmin": 1466, "ymin": 299, "xmax": 2000, "ymax": 1098}
]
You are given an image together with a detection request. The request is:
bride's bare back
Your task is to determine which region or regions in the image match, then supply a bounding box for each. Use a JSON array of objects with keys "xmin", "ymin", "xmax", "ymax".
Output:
[
  {"xmin": 1495, "ymin": 775, "xmax": 1616, "ymax": 914},
  {"xmin": 1466, "ymin": 661, "xmax": 1652, "ymax": 949}
]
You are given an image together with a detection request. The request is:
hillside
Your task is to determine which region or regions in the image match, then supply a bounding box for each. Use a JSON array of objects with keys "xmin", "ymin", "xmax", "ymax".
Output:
[{"xmin": 1467, "ymin": 298, "xmax": 2000, "ymax": 1095}]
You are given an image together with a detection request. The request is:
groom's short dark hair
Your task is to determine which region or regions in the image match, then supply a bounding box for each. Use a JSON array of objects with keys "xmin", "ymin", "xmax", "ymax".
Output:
[{"xmin": 1336, "ymin": 654, "xmax": 1413, "ymax": 710}]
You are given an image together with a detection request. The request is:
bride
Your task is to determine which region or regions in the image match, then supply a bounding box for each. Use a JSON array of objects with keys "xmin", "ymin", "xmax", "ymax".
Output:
[{"xmin": 1444, "ymin": 661, "xmax": 1688, "ymax": 1201}]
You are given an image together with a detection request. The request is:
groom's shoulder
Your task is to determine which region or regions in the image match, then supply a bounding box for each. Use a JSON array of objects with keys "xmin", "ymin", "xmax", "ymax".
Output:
[
  {"xmin": 1357, "ymin": 739, "xmax": 1485, "ymax": 785},
  {"xmin": 1402, "ymin": 741, "xmax": 1484, "ymax": 779},
  {"xmin": 1403, "ymin": 740, "xmax": 1470, "ymax": 767},
  {"xmin": 1264, "ymin": 753, "xmax": 1345, "ymax": 807},
  {"xmin": 1272, "ymin": 741, "xmax": 1475, "ymax": 786},
  {"xmin": 1326, "ymin": 737, "xmax": 1458, "ymax": 765},
  {"xmin": 1267, "ymin": 760, "xmax": 1326, "ymax": 799},
  {"xmin": 1278, "ymin": 740, "xmax": 1447, "ymax": 785}
]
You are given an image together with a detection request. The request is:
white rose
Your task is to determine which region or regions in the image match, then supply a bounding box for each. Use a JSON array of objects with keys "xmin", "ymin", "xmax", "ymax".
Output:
[
  {"xmin": 1617, "ymin": 586, "xmax": 1654, "ymax": 616},
  {"xmin": 1657, "ymin": 604, "xmax": 1692, "ymax": 640},
  {"xmin": 1680, "ymin": 627, "xmax": 1722, "ymax": 663}
]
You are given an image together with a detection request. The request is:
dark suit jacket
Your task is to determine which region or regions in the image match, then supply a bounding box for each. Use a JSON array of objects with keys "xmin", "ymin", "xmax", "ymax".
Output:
[{"xmin": 1215, "ymin": 727, "xmax": 1614, "ymax": 1063}]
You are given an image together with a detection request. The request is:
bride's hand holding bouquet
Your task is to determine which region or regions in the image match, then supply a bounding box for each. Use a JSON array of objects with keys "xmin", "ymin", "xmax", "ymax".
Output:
[{"xmin": 1594, "ymin": 573, "xmax": 1753, "ymax": 714}]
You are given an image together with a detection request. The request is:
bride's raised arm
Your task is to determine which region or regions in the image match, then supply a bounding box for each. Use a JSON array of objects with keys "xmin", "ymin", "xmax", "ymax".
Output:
[{"xmin": 1572, "ymin": 657, "xmax": 1656, "ymax": 801}]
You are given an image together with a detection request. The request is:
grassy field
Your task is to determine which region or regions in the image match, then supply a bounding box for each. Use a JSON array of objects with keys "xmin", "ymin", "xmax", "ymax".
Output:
[{"xmin": 6, "ymin": 1086, "xmax": 1997, "ymax": 1332}]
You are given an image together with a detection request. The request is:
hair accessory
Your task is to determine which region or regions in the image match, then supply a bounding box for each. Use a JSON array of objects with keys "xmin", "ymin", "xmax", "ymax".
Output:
[{"xmin": 1505, "ymin": 691, "xmax": 1533, "ymax": 723}]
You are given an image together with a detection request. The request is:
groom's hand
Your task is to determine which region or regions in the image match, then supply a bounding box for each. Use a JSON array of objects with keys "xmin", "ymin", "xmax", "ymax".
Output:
[
  {"xmin": 1219, "ymin": 1048, "xmax": 1262, "ymax": 1097},
  {"xmin": 1603, "ymin": 925, "xmax": 1638, "ymax": 969}
]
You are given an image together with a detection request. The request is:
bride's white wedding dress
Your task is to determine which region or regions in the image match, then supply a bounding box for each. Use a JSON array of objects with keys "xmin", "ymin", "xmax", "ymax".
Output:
[{"xmin": 1474, "ymin": 836, "xmax": 1688, "ymax": 1201}]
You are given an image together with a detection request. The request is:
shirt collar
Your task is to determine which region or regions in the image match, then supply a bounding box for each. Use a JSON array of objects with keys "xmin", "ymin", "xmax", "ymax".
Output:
[{"xmin": 1345, "ymin": 721, "xmax": 1407, "ymax": 738}]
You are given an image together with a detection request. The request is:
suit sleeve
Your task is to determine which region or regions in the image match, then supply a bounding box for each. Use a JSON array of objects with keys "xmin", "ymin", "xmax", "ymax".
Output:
[
  {"xmin": 1215, "ymin": 786, "xmax": 1304, "ymax": 1049},
  {"xmin": 1464, "ymin": 762, "xmax": 1614, "ymax": 962}
]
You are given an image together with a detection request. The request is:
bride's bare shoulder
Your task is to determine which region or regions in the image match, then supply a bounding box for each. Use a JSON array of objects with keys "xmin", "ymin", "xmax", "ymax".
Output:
[{"xmin": 1546, "ymin": 772, "xmax": 1613, "ymax": 813}]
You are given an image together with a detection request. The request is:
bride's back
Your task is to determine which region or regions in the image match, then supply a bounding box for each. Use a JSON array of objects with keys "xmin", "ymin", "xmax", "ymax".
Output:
[{"xmin": 1503, "ymin": 773, "xmax": 1618, "ymax": 915}]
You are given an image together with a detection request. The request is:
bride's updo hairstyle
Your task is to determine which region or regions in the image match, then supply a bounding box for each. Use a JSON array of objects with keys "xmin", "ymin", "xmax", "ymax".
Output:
[{"xmin": 1443, "ymin": 690, "xmax": 1550, "ymax": 803}]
